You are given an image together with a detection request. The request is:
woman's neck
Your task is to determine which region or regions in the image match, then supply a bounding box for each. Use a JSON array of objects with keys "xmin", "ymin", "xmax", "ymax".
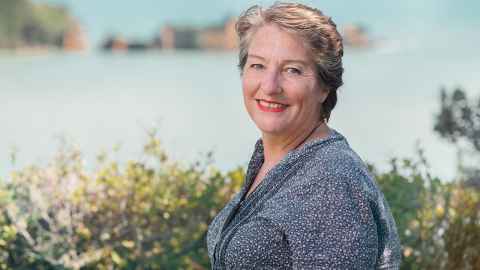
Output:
[{"xmin": 261, "ymin": 122, "xmax": 330, "ymax": 167}]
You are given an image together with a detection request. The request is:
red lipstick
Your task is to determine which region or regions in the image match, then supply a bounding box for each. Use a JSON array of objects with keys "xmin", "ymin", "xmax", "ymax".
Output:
[{"xmin": 256, "ymin": 99, "xmax": 287, "ymax": 112}]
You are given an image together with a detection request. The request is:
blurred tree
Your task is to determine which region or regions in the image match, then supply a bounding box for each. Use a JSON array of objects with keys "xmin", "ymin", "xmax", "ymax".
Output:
[
  {"xmin": 434, "ymin": 86, "xmax": 480, "ymax": 151},
  {"xmin": 0, "ymin": 0, "xmax": 71, "ymax": 48},
  {"xmin": 434, "ymin": 86, "xmax": 480, "ymax": 187},
  {"xmin": 0, "ymin": 0, "xmax": 33, "ymax": 47}
]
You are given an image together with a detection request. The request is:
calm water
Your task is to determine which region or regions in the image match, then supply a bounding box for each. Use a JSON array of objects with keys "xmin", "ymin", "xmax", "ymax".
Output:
[{"xmin": 1, "ymin": 28, "xmax": 479, "ymax": 181}]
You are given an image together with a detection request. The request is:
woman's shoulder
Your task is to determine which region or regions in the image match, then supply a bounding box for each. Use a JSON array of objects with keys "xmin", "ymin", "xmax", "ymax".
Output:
[
  {"xmin": 294, "ymin": 130, "xmax": 378, "ymax": 196},
  {"xmin": 257, "ymin": 130, "xmax": 383, "ymax": 228}
]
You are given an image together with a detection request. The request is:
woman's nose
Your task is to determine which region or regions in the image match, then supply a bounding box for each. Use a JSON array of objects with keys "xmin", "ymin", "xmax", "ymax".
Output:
[{"xmin": 260, "ymin": 68, "xmax": 282, "ymax": 95}]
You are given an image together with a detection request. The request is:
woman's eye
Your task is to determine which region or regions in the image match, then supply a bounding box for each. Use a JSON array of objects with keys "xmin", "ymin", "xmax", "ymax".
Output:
[
  {"xmin": 250, "ymin": 63, "xmax": 264, "ymax": 70},
  {"xmin": 285, "ymin": 67, "xmax": 302, "ymax": 75}
]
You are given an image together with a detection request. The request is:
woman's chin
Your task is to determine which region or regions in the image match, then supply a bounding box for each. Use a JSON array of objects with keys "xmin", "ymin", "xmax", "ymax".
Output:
[{"xmin": 255, "ymin": 123, "xmax": 289, "ymax": 136}]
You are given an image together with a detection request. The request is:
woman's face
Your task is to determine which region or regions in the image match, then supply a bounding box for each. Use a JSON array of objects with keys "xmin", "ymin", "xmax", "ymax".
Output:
[{"xmin": 242, "ymin": 24, "xmax": 328, "ymax": 138}]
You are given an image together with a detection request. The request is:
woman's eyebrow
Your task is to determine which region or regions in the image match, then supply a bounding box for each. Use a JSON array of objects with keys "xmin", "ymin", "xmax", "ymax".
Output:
[
  {"xmin": 283, "ymin": 59, "xmax": 308, "ymax": 66},
  {"xmin": 247, "ymin": 54, "xmax": 266, "ymax": 60},
  {"xmin": 248, "ymin": 54, "xmax": 309, "ymax": 66}
]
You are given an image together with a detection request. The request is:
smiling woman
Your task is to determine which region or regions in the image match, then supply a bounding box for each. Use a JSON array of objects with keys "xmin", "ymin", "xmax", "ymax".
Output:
[
  {"xmin": 241, "ymin": 24, "xmax": 327, "ymax": 141},
  {"xmin": 207, "ymin": 2, "xmax": 401, "ymax": 270}
]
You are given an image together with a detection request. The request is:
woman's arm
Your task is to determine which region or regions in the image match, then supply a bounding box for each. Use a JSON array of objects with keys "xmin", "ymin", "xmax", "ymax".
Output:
[{"xmin": 284, "ymin": 174, "xmax": 379, "ymax": 269}]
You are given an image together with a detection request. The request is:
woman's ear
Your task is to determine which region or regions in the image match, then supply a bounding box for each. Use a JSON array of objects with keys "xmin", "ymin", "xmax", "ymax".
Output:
[{"xmin": 319, "ymin": 88, "xmax": 330, "ymax": 104}]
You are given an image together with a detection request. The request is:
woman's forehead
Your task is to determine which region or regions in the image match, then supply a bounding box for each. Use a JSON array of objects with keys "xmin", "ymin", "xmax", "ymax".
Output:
[{"xmin": 248, "ymin": 24, "xmax": 312, "ymax": 63}]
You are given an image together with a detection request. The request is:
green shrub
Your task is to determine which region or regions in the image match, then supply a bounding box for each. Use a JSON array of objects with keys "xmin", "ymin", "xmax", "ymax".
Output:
[
  {"xmin": 373, "ymin": 149, "xmax": 480, "ymax": 270},
  {"xmin": 0, "ymin": 131, "xmax": 243, "ymax": 269},
  {"xmin": 0, "ymin": 133, "xmax": 478, "ymax": 269}
]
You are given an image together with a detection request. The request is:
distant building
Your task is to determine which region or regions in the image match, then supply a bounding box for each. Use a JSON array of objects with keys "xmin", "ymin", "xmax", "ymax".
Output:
[
  {"xmin": 160, "ymin": 17, "xmax": 238, "ymax": 50},
  {"xmin": 101, "ymin": 35, "xmax": 128, "ymax": 52},
  {"xmin": 99, "ymin": 17, "xmax": 239, "ymax": 52},
  {"xmin": 127, "ymin": 40, "xmax": 149, "ymax": 51},
  {"xmin": 160, "ymin": 25, "xmax": 197, "ymax": 49},
  {"xmin": 197, "ymin": 17, "xmax": 237, "ymax": 50},
  {"xmin": 62, "ymin": 20, "xmax": 88, "ymax": 51},
  {"xmin": 151, "ymin": 35, "xmax": 162, "ymax": 49},
  {"xmin": 197, "ymin": 25, "xmax": 225, "ymax": 50}
]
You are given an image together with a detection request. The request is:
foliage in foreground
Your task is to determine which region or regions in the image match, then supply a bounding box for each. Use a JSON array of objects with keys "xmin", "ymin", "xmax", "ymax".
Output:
[
  {"xmin": 0, "ymin": 133, "xmax": 478, "ymax": 269},
  {"xmin": 373, "ymin": 148, "xmax": 480, "ymax": 270},
  {"xmin": 0, "ymin": 131, "xmax": 244, "ymax": 269}
]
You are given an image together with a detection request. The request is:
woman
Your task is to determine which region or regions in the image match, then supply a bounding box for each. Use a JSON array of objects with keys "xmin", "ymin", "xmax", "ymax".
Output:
[{"xmin": 207, "ymin": 3, "xmax": 401, "ymax": 269}]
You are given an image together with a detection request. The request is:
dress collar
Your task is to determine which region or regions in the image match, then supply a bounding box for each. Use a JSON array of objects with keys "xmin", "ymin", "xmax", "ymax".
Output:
[{"xmin": 241, "ymin": 128, "xmax": 345, "ymax": 200}]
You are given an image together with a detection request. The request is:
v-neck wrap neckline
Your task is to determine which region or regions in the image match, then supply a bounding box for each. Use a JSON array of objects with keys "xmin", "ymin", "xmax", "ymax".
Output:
[
  {"xmin": 242, "ymin": 128, "xmax": 340, "ymax": 204},
  {"xmin": 212, "ymin": 130, "xmax": 343, "ymax": 267}
]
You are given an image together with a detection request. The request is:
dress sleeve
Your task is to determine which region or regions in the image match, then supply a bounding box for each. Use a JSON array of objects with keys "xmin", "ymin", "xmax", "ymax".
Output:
[{"xmin": 283, "ymin": 171, "xmax": 380, "ymax": 269}]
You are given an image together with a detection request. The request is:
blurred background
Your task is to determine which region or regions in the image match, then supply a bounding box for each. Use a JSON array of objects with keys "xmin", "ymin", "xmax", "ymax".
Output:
[
  {"xmin": 0, "ymin": 0, "xmax": 478, "ymax": 180},
  {"xmin": 1, "ymin": 0, "xmax": 479, "ymax": 269}
]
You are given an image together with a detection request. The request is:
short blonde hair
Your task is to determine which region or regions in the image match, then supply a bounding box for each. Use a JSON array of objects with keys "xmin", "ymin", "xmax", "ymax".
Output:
[{"xmin": 236, "ymin": 2, "xmax": 344, "ymax": 121}]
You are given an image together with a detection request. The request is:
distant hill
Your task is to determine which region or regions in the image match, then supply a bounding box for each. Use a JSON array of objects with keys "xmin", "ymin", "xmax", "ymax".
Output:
[{"xmin": 0, "ymin": 0, "xmax": 81, "ymax": 49}]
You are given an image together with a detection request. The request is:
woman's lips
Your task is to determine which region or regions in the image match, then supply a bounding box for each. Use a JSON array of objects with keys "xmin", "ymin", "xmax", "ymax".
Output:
[{"xmin": 256, "ymin": 99, "xmax": 288, "ymax": 112}]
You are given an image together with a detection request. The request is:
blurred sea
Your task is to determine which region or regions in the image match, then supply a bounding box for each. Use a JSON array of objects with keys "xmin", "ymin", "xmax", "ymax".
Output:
[{"xmin": 1, "ymin": 6, "xmax": 479, "ymax": 181}]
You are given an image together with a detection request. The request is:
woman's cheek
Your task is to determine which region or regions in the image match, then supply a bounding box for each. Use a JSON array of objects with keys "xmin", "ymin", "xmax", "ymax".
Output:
[{"xmin": 242, "ymin": 74, "xmax": 258, "ymax": 96}]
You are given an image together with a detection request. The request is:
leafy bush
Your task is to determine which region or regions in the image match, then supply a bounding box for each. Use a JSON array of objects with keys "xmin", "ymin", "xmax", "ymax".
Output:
[
  {"xmin": 0, "ymin": 131, "xmax": 478, "ymax": 269},
  {"xmin": 374, "ymin": 148, "xmax": 480, "ymax": 270},
  {"xmin": 0, "ymin": 131, "xmax": 243, "ymax": 269}
]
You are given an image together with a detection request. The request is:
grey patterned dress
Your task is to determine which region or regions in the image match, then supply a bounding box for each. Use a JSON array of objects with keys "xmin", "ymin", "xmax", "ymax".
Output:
[{"xmin": 207, "ymin": 129, "xmax": 401, "ymax": 269}]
